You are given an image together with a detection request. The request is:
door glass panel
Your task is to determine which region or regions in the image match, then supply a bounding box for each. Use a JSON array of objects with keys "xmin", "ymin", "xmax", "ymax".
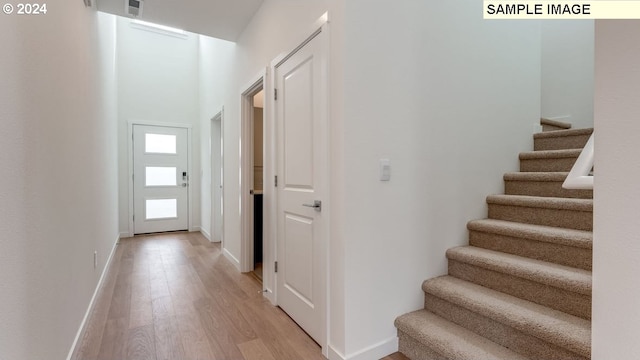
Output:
[
  {"xmin": 145, "ymin": 133, "xmax": 177, "ymax": 154},
  {"xmin": 146, "ymin": 167, "xmax": 177, "ymax": 186},
  {"xmin": 146, "ymin": 199, "xmax": 177, "ymax": 219}
]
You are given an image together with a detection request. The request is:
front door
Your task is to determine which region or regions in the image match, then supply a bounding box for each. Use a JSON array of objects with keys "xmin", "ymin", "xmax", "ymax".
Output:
[
  {"xmin": 275, "ymin": 28, "xmax": 327, "ymax": 345},
  {"xmin": 133, "ymin": 124, "xmax": 189, "ymax": 234}
]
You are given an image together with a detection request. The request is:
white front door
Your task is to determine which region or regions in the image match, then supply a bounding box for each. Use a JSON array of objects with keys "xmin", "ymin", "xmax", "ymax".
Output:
[
  {"xmin": 133, "ymin": 125, "xmax": 189, "ymax": 234},
  {"xmin": 275, "ymin": 29, "xmax": 327, "ymax": 345}
]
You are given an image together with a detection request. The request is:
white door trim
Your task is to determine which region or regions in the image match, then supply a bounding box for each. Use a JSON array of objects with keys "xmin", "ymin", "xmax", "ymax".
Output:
[
  {"xmin": 127, "ymin": 120, "xmax": 193, "ymax": 237},
  {"xmin": 240, "ymin": 68, "xmax": 278, "ymax": 304},
  {"xmin": 269, "ymin": 15, "xmax": 330, "ymax": 357},
  {"xmin": 240, "ymin": 72, "xmax": 263, "ymax": 274},
  {"xmin": 211, "ymin": 109, "xmax": 225, "ymax": 245}
]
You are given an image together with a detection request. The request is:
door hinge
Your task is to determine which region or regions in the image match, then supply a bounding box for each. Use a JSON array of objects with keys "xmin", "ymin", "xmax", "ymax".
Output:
[
  {"xmin": 133, "ymin": 215, "xmax": 135, "ymax": 221},
  {"xmin": 274, "ymin": 261, "xmax": 278, "ymax": 273},
  {"xmin": 274, "ymin": 175, "xmax": 278, "ymax": 187},
  {"xmin": 274, "ymin": 89, "xmax": 278, "ymax": 101}
]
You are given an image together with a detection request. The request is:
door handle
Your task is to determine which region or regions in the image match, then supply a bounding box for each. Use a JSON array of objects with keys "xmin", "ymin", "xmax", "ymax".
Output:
[
  {"xmin": 182, "ymin": 183, "xmax": 188, "ymax": 187},
  {"xmin": 302, "ymin": 200, "xmax": 322, "ymax": 212}
]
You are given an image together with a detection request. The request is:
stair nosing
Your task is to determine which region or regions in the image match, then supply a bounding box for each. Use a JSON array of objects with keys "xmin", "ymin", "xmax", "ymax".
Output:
[
  {"xmin": 467, "ymin": 219, "xmax": 592, "ymax": 249},
  {"xmin": 519, "ymin": 149, "xmax": 582, "ymax": 159},
  {"xmin": 422, "ymin": 276, "xmax": 591, "ymax": 358},
  {"xmin": 396, "ymin": 310, "xmax": 529, "ymax": 360},
  {"xmin": 503, "ymin": 172, "xmax": 569, "ymax": 182},
  {"xmin": 486, "ymin": 194, "xmax": 593, "ymax": 212},
  {"xmin": 540, "ymin": 118, "xmax": 572, "ymax": 129},
  {"xmin": 534, "ymin": 128, "xmax": 593, "ymax": 139},
  {"xmin": 446, "ymin": 246, "xmax": 592, "ymax": 295}
]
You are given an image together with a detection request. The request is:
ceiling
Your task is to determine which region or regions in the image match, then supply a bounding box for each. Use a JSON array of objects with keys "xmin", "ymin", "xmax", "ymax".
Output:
[{"xmin": 96, "ymin": 0, "xmax": 264, "ymax": 41}]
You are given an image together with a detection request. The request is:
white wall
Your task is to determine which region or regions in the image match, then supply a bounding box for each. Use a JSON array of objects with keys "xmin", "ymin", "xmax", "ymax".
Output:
[
  {"xmin": 198, "ymin": 35, "xmax": 236, "ymax": 242},
  {"xmin": 0, "ymin": 6, "xmax": 118, "ymax": 359},
  {"xmin": 541, "ymin": 20, "xmax": 594, "ymax": 129},
  {"xmin": 592, "ymin": 20, "xmax": 640, "ymax": 359},
  {"xmin": 116, "ymin": 18, "xmax": 201, "ymax": 235},
  {"xmin": 339, "ymin": 1, "xmax": 541, "ymax": 357}
]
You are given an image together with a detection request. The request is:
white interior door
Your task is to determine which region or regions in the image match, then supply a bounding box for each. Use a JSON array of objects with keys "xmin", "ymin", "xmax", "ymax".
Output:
[
  {"xmin": 133, "ymin": 125, "xmax": 189, "ymax": 234},
  {"xmin": 275, "ymin": 29, "xmax": 327, "ymax": 345}
]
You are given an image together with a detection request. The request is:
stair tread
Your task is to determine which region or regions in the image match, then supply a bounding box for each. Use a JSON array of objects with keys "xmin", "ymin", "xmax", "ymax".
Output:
[
  {"xmin": 467, "ymin": 219, "xmax": 592, "ymax": 249},
  {"xmin": 487, "ymin": 194, "xmax": 592, "ymax": 211},
  {"xmin": 520, "ymin": 148, "xmax": 582, "ymax": 159},
  {"xmin": 540, "ymin": 118, "xmax": 572, "ymax": 130},
  {"xmin": 422, "ymin": 276, "xmax": 591, "ymax": 358},
  {"xmin": 396, "ymin": 310, "xmax": 529, "ymax": 360},
  {"xmin": 447, "ymin": 246, "xmax": 591, "ymax": 295},
  {"xmin": 534, "ymin": 127, "xmax": 593, "ymax": 139},
  {"xmin": 504, "ymin": 171, "xmax": 569, "ymax": 182}
]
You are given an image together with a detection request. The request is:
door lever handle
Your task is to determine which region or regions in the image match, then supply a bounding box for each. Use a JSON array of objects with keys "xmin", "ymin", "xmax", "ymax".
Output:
[{"xmin": 302, "ymin": 200, "xmax": 322, "ymax": 212}]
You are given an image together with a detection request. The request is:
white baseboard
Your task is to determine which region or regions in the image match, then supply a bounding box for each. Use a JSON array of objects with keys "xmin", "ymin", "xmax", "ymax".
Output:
[
  {"xmin": 200, "ymin": 228, "xmax": 211, "ymax": 241},
  {"xmin": 328, "ymin": 345, "xmax": 346, "ymax": 360},
  {"xmin": 66, "ymin": 234, "xmax": 120, "ymax": 360},
  {"xmin": 119, "ymin": 231, "xmax": 131, "ymax": 239},
  {"xmin": 329, "ymin": 336, "xmax": 398, "ymax": 360},
  {"xmin": 223, "ymin": 247, "xmax": 241, "ymax": 271}
]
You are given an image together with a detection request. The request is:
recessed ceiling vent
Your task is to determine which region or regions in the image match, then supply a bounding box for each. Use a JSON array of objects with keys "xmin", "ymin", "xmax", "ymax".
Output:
[{"xmin": 126, "ymin": 0, "xmax": 143, "ymax": 17}]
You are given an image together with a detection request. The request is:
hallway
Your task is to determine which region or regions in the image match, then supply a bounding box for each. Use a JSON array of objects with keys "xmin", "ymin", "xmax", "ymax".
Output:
[{"xmin": 72, "ymin": 232, "xmax": 325, "ymax": 360}]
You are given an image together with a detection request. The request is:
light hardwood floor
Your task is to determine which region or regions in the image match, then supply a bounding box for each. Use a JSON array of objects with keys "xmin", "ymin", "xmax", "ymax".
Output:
[{"xmin": 72, "ymin": 231, "xmax": 408, "ymax": 360}]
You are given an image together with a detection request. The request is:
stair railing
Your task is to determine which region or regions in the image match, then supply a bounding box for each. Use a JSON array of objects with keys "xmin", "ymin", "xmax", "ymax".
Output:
[{"xmin": 562, "ymin": 133, "xmax": 594, "ymax": 190}]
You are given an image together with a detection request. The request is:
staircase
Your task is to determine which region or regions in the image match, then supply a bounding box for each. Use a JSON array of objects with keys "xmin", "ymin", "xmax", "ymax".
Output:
[{"xmin": 394, "ymin": 120, "xmax": 594, "ymax": 360}]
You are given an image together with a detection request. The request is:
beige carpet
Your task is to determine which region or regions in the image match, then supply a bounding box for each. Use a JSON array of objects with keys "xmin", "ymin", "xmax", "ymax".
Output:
[{"xmin": 395, "ymin": 121, "xmax": 593, "ymax": 359}]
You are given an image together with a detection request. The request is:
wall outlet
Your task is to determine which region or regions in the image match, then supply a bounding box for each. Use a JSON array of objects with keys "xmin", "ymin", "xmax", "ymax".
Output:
[{"xmin": 94, "ymin": 251, "xmax": 98, "ymax": 269}]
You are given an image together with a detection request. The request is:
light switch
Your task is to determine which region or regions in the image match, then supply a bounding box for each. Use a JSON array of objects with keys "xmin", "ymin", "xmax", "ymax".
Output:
[{"xmin": 380, "ymin": 159, "xmax": 391, "ymax": 181}]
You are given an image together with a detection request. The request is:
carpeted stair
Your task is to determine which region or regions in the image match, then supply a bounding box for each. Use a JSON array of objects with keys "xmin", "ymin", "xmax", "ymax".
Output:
[
  {"xmin": 395, "ymin": 121, "xmax": 593, "ymax": 359},
  {"xmin": 540, "ymin": 117, "xmax": 572, "ymax": 132}
]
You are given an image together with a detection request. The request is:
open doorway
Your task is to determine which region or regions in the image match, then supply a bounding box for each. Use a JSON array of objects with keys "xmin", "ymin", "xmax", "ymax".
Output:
[
  {"xmin": 240, "ymin": 75, "xmax": 266, "ymax": 282},
  {"xmin": 211, "ymin": 110, "xmax": 224, "ymax": 245},
  {"xmin": 252, "ymin": 90, "xmax": 264, "ymax": 281}
]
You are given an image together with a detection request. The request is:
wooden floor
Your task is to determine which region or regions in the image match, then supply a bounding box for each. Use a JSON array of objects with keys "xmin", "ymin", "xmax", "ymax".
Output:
[{"xmin": 72, "ymin": 231, "xmax": 408, "ymax": 360}]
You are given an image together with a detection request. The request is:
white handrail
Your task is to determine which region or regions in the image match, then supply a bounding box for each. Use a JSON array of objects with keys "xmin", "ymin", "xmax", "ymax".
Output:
[{"xmin": 562, "ymin": 133, "xmax": 594, "ymax": 190}]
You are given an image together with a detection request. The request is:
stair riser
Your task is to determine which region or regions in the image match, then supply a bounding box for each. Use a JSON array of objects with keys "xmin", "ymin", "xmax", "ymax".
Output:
[
  {"xmin": 534, "ymin": 134, "xmax": 591, "ymax": 151},
  {"xmin": 469, "ymin": 230, "xmax": 592, "ymax": 270},
  {"xmin": 448, "ymin": 261, "xmax": 591, "ymax": 319},
  {"xmin": 423, "ymin": 293, "xmax": 589, "ymax": 360},
  {"xmin": 520, "ymin": 157, "xmax": 578, "ymax": 172},
  {"xmin": 488, "ymin": 204, "xmax": 592, "ymax": 231},
  {"xmin": 397, "ymin": 330, "xmax": 446, "ymax": 360},
  {"xmin": 504, "ymin": 180, "xmax": 593, "ymax": 199},
  {"xmin": 542, "ymin": 124, "xmax": 569, "ymax": 132}
]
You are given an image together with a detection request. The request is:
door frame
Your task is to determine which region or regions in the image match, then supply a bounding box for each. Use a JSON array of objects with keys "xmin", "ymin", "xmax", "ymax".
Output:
[
  {"xmin": 211, "ymin": 109, "xmax": 224, "ymax": 245},
  {"xmin": 127, "ymin": 120, "xmax": 193, "ymax": 237},
  {"xmin": 269, "ymin": 15, "xmax": 331, "ymax": 356},
  {"xmin": 240, "ymin": 68, "xmax": 277, "ymax": 304},
  {"xmin": 239, "ymin": 69, "xmax": 263, "ymax": 271}
]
